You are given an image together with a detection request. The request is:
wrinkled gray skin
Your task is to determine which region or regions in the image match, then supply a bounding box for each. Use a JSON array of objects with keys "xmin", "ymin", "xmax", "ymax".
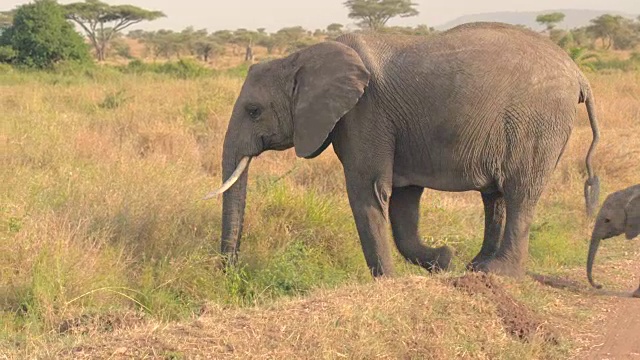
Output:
[
  {"xmin": 587, "ymin": 184, "xmax": 640, "ymax": 297},
  {"xmin": 215, "ymin": 22, "xmax": 601, "ymax": 278}
]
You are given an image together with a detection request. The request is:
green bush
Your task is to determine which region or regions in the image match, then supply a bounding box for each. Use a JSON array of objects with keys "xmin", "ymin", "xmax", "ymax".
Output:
[
  {"xmin": 221, "ymin": 62, "xmax": 251, "ymax": 78},
  {"xmin": 0, "ymin": 0, "xmax": 90, "ymax": 69},
  {"xmin": 117, "ymin": 59, "xmax": 253, "ymax": 79},
  {"xmin": 99, "ymin": 89, "xmax": 130, "ymax": 109},
  {"xmin": 111, "ymin": 38, "xmax": 134, "ymax": 59},
  {"xmin": 593, "ymin": 57, "xmax": 640, "ymax": 72},
  {"xmin": 0, "ymin": 45, "xmax": 16, "ymax": 63},
  {"xmin": 157, "ymin": 59, "xmax": 212, "ymax": 78},
  {"xmin": 120, "ymin": 58, "xmax": 212, "ymax": 79}
]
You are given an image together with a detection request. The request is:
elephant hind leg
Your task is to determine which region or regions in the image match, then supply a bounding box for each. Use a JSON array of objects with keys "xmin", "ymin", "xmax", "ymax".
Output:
[
  {"xmin": 468, "ymin": 191, "xmax": 506, "ymax": 270},
  {"xmin": 634, "ymin": 280, "xmax": 640, "ymax": 298},
  {"xmin": 474, "ymin": 177, "xmax": 548, "ymax": 278},
  {"xmin": 389, "ymin": 186, "xmax": 454, "ymax": 272}
]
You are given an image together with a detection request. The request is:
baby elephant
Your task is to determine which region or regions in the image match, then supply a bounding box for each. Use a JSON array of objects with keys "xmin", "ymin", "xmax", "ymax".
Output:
[{"xmin": 586, "ymin": 184, "xmax": 640, "ymax": 297}]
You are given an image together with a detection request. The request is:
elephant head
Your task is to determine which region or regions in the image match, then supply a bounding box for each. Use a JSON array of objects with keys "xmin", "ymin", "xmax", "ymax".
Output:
[
  {"xmin": 587, "ymin": 185, "xmax": 640, "ymax": 289},
  {"xmin": 204, "ymin": 41, "xmax": 370, "ymax": 262}
]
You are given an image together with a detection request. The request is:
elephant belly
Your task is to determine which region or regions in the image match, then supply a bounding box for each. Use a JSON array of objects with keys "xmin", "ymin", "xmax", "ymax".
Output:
[{"xmin": 392, "ymin": 163, "xmax": 493, "ymax": 192}]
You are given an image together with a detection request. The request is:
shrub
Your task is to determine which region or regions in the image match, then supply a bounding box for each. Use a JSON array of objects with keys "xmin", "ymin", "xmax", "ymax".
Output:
[
  {"xmin": 593, "ymin": 58, "xmax": 640, "ymax": 72},
  {"xmin": 119, "ymin": 58, "xmax": 212, "ymax": 79},
  {"xmin": 221, "ymin": 62, "xmax": 250, "ymax": 78},
  {"xmin": 0, "ymin": 45, "xmax": 16, "ymax": 63},
  {"xmin": 111, "ymin": 38, "xmax": 133, "ymax": 59},
  {"xmin": 157, "ymin": 58, "xmax": 211, "ymax": 78},
  {"xmin": 0, "ymin": 0, "xmax": 90, "ymax": 69}
]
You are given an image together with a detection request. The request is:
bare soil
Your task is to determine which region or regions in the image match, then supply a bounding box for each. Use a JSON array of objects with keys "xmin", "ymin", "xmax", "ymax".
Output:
[
  {"xmin": 450, "ymin": 273, "xmax": 558, "ymax": 343},
  {"xmin": 586, "ymin": 296, "xmax": 640, "ymax": 359}
]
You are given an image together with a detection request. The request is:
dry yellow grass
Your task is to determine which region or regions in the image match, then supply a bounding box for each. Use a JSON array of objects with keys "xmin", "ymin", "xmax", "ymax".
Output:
[
  {"xmin": 0, "ymin": 276, "xmax": 575, "ymax": 359},
  {"xmin": 1, "ymin": 65, "xmax": 639, "ymax": 358},
  {"xmin": 7, "ymin": 247, "xmax": 640, "ymax": 360}
]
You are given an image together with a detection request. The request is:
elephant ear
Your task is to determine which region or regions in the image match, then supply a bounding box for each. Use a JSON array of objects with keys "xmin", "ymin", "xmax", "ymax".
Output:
[
  {"xmin": 292, "ymin": 42, "xmax": 370, "ymax": 159},
  {"xmin": 625, "ymin": 194, "xmax": 640, "ymax": 240}
]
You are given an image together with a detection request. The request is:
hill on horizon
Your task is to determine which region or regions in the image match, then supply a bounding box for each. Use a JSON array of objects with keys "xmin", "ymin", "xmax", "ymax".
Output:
[{"xmin": 435, "ymin": 9, "xmax": 638, "ymax": 31}]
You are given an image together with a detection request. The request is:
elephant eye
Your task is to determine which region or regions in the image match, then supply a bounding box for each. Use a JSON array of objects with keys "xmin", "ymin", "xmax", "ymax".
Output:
[
  {"xmin": 604, "ymin": 218, "xmax": 611, "ymax": 223},
  {"xmin": 245, "ymin": 104, "xmax": 262, "ymax": 120}
]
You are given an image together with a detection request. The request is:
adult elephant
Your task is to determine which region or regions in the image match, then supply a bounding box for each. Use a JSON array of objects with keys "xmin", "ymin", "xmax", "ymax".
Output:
[{"xmin": 206, "ymin": 22, "xmax": 600, "ymax": 278}]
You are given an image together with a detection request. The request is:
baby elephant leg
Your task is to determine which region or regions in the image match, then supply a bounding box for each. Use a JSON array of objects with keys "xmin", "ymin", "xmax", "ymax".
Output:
[{"xmin": 633, "ymin": 280, "xmax": 640, "ymax": 298}]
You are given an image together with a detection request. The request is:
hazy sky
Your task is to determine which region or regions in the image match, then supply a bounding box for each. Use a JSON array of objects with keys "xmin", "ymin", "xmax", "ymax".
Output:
[{"xmin": 3, "ymin": 0, "xmax": 639, "ymax": 32}]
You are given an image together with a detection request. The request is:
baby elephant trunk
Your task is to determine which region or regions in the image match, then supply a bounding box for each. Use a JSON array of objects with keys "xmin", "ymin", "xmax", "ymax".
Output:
[{"xmin": 586, "ymin": 235, "xmax": 602, "ymax": 289}]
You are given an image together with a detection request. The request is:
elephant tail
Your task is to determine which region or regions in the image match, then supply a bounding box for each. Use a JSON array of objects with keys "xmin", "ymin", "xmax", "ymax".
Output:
[{"xmin": 580, "ymin": 85, "xmax": 600, "ymax": 217}]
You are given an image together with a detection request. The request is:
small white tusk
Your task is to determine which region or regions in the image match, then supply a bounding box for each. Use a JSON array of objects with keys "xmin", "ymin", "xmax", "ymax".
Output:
[{"xmin": 203, "ymin": 156, "xmax": 251, "ymax": 200}]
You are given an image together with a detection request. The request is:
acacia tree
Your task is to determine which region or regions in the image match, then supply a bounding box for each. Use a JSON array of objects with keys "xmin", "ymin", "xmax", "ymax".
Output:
[
  {"xmin": 139, "ymin": 30, "xmax": 181, "ymax": 60},
  {"xmin": 609, "ymin": 17, "xmax": 640, "ymax": 50},
  {"xmin": 64, "ymin": 0, "xmax": 164, "ymax": 61},
  {"xmin": 273, "ymin": 26, "xmax": 309, "ymax": 53},
  {"xmin": 344, "ymin": 0, "xmax": 419, "ymax": 31},
  {"xmin": 325, "ymin": 23, "xmax": 345, "ymax": 39},
  {"xmin": 186, "ymin": 28, "xmax": 223, "ymax": 62},
  {"xmin": 536, "ymin": 12, "xmax": 565, "ymax": 31},
  {"xmin": 587, "ymin": 14, "xmax": 623, "ymax": 49},
  {"xmin": 194, "ymin": 34, "xmax": 222, "ymax": 62},
  {"xmin": 232, "ymin": 29, "xmax": 258, "ymax": 61}
]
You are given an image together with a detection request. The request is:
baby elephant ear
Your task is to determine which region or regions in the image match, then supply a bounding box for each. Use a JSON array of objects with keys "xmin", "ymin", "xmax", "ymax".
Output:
[
  {"xmin": 291, "ymin": 41, "xmax": 370, "ymax": 159},
  {"xmin": 625, "ymin": 194, "xmax": 640, "ymax": 240}
]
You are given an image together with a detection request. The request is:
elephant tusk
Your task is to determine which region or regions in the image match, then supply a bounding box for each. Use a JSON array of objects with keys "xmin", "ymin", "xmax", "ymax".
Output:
[{"xmin": 203, "ymin": 156, "xmax": 251, "ymax": 200}]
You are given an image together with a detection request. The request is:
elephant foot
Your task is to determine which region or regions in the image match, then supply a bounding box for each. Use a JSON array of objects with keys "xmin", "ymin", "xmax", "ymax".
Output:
[
  {"xmin": 466, "ymin": 253, "xmax": 495, "ymax": 271},
  {"xmin": 471, "ymin": 256, "xmax": 524, "ymax": 278},
  {"xmin": 633, "ymin": 287, "xmax": 640, "ymax": 299},
  {"xmin": 421, "ymin": 246, "xmax": 454, "ymax": 273}
]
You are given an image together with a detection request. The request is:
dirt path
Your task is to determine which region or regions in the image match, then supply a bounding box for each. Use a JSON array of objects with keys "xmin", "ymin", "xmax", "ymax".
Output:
[
  {"xmin": 531, "ymin": 249, "xmax": 640, "ymax": 360},
  {"xmin": 584, "ymin": 292, "xmax": 640, "ymax": 360},
  {"xmin": 573, "ymin": 252, "xmax": 640, "ymax": 360}
]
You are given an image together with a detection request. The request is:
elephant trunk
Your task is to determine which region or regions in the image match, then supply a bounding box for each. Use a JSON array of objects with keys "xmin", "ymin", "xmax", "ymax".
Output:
[
  {"xmin": 218, "ymin": 136, "xmax": 252, "ymax": 264},
  {"xmin": 586, "ymin": 234, "xmax": 603, "ymax": 289}
]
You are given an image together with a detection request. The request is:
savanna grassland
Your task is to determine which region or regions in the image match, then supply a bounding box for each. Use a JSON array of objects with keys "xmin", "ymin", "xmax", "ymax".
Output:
[{"xmin": 1, "ymin": 62, "xmax": 639, "ymax": 358}]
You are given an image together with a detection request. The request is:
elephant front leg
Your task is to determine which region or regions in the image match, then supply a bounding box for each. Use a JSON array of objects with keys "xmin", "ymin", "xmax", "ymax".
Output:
[
  {"xmin": 633, "ymin": 280, "xmax": 640, "ymax": 298},
  {"xmin": 468, "ymin": 191, "xmax": 506, "ymax": 270},
  {"xmin": 389, "ymin": 186, "xmax": 453, "ymax": 272},
  {"xmin": 345, "ymin": 176, "xmax": 395, "ymax": 277}
]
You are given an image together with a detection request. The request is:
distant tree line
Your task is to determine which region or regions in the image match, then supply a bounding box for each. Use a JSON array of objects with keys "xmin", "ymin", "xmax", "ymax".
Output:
[
  {"xmin": 536, "ymin": 12, "xmax": 640, "ymax": 51},
  {"xmin": 1, "ymin": 0, "xmax": 639, "ymax": 70},
  {"xmin": 124, "ymin": 22, "xmax": 434, "ymax": 63}
]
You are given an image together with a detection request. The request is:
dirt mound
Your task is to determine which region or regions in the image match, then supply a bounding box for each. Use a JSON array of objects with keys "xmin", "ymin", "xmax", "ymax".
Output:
[
  {"xmin": 9, "ymin": 276, "xmax": 571, "ymax": 359},
  {"xmin": 450, "ymin": 273, "xmax": 557, "ymax": 343}
]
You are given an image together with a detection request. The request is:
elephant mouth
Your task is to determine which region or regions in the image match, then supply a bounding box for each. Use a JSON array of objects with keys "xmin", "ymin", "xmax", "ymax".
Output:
[{"xmin": 261, "ymin": 134, "xmax": 293, "ymax": 152}]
